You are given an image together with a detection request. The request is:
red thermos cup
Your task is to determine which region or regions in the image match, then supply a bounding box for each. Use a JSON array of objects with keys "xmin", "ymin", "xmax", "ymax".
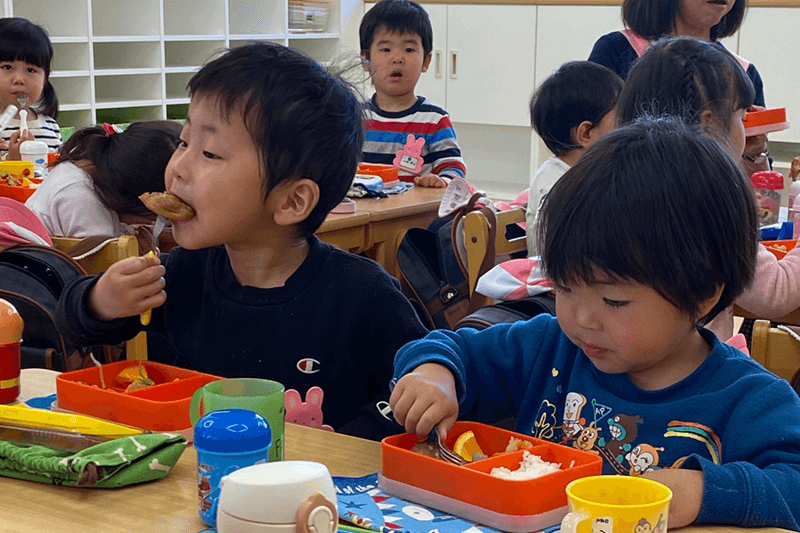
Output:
[{"xmin": 0, "ymin": 298, "xmax": 24, "ymax": 403}]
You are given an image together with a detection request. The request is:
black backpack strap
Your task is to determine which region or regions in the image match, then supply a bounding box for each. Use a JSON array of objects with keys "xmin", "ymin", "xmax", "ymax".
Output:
[{"xmin": 455, "ymin": 293, "xmax": 556, "ymax": 331}]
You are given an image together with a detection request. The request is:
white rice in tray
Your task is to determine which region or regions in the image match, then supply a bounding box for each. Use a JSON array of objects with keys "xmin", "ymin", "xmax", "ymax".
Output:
[{"xmin": 490, "ymin": 450, "xmax": 561, "ymax": 480}]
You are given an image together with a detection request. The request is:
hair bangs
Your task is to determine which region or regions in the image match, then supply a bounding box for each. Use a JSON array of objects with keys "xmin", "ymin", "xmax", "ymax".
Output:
[{"xmin": 0, "ymin": 20, "xmax": 52, "ymax": 72}]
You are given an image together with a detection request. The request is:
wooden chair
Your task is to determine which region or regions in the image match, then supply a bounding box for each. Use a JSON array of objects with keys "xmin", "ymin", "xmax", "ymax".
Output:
[
  {"xmin": 749, "ymin": 319, "xmax": 800, "ymax": 382},
  {"xmin": 462, "ymin": 207, "xmax": 528, "ymax": 309},
  {"xmin": 50, "ymin": 235, "xmax": 148, "ymax": 360}
]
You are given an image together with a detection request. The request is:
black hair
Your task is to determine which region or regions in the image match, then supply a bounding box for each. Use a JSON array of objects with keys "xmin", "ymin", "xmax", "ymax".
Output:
[
  {"xmin": 622, "ymin": 0, "xmax": 746, "ymax": 40},
  {"xmin": 360, "ymin": 0, "xmax": 433, "ymax": 58},
  {"xmin": 531, "ymin": 61, "xmax": 623, "ymax": 157},
  {"xmin": 187, "ymin": 42, "xmax": 364, "ymax": 238},
  {"xmin": 0, "ymin": 18, "xmax": 59, "ymax": 120},
  {"xmin": 618, "ymin": 37, "xmax": 754, "ymax": 141},
  {"xmin": 536, "ymin": 115, "xmax": 757, "ymax": 325},
  {"xmin": 53, "ymin": 121, "xmax": 182, "ymax": 215}
]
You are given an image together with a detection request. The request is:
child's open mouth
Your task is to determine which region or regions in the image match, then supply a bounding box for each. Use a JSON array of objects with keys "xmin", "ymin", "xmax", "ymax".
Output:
[
  {"xmin": 390, "ymin": 70, "xmax": 403, "ymax": 80},
  {"xmin": 708, "ymin": 0, "xmax": 727, "ymax": 5}
]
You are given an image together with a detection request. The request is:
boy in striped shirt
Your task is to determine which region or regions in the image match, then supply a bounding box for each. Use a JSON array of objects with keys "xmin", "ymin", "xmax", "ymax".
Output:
[{"xmin": 359, "ymin": 0, "xmax": 466, "ymax": 188}]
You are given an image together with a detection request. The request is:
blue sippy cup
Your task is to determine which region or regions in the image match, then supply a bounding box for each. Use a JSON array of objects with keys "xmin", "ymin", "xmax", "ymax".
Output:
[{"xmin": 194, "ymin": 408, "xmax": 272, "ymax": 527}]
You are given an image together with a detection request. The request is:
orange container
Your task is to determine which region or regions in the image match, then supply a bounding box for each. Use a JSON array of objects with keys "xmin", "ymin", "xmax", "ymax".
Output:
[
  {"xmin": 744, "ymin": 108, "xmax": 789, "ymax": 136},
  {"xmin": 762, "ymin": 239, "xmax": 796, "ymax": 260},
  {"xmin": 379, "ymin": 421, "xmax": 603, "ymax": 532},
  {"xmin": 357, "ymin": 163, "xmax": 399, "ymax": 183},
  {"xmin": 56, "ymin": 361, "xmax": 221, "ymax": 432}
]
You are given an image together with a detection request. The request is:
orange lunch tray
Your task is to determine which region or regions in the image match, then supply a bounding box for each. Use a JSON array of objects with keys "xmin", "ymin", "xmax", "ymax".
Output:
[
  {"xmin": 744, "ymin": 108, "xmax": 790, "ymax": 136},
  {"xmin": 356, "ymin": 163, "xmax": 399, "ymax": 184},
  {"xmin": 378, "ymin": 421, "xmax": 603, "ymax": 532},
  {"xmin": 762, "ymin": 239, "xmax": 796, "ymax": 260},
  {"xmin": 56, "ymin": 360, "xmax": 221, "ymax": 433},
  {"xmin": 0, "ymin": 178, "xmax": 42, "ymax": 203}
]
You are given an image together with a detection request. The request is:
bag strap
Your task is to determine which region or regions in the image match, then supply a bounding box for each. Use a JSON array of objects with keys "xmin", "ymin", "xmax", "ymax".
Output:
[
  {"xmin": 621, "ymin": 28, "xmax": 750, "ymax": 70},
  {"xmin": 621, "ymin": 29, "xmax": 651, "ymax": 57}
]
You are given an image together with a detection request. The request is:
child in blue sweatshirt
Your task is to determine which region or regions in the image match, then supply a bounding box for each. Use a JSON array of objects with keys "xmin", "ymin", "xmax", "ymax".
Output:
[{"xmin": 390, "ymin": 116, "xmax": 800, "ymax": 530}]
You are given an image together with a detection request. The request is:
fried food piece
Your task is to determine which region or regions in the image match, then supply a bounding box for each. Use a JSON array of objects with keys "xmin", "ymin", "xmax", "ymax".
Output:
[{"xmin": 139, "ymin": 192, "xmax": 195, "ymax": 221}]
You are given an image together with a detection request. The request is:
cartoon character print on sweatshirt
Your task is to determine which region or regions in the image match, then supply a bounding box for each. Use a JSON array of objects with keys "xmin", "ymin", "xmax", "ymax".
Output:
[
  {"xmin": 600, "ymin": 413, "xmax": 643, "ymax": 462},
  {"xmin": 548, "ymin": 390, "xmax": 725, "ymax": 476},
  {"xmin": 285, "ymin": 386, "xmax": 334, "ymax": 431},
  {"xmin": 625, "ymin": 443, "xmax": 665, "ymax": 475},
  {"xmin": 532, "ymin": 399, "xmax": 558, "ymax": 440},
  {"xmin": 561, "ymin": 391, "xmax": 588, "ymax": 443}
]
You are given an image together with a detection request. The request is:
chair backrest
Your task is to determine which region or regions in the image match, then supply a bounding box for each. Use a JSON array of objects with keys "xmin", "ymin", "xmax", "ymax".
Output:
[
  {"xmin": 463, "ymin": 208, "xmax": 527, "ymax": 308},
  {"xmin": 750, "ymin": 319, "xmax": 800, "ymax": 382},
  {"xmin": 50, "ymin": 235, "xmax": 148, "ymax": 361}
]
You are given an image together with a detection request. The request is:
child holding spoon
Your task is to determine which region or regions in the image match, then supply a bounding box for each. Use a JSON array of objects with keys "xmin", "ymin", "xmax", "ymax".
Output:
[{"xmin": 0, "ymin": 17, "xmax": 61, "ymax": 160}]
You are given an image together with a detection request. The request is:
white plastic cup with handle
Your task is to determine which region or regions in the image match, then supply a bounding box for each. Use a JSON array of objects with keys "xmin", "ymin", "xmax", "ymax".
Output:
[{"xmin": 20, "ymin": 140, "xmax": 49, "ymax": 177}]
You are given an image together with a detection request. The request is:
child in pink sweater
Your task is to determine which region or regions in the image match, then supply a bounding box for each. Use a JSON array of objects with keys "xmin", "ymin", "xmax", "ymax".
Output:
[{"xmin": 618, "ymin": 37, "xmax": 800, "ymax": 340}]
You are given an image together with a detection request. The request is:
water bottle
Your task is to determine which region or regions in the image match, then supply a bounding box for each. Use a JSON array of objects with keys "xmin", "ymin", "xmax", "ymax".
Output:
[
  {"xmin": 195, "ymin": 408, "xmax": 272, "ymax": 527},
  {"xmin": 0, "ymin": 298, "xmax": 23, "ymax": 403},
  {"xmin": 20, "ymin": 140, "xmax": 49, "ymax": 178},
  {"xmin": 0, "ymin": 104, "xmax": 17, "ymax": 131}
]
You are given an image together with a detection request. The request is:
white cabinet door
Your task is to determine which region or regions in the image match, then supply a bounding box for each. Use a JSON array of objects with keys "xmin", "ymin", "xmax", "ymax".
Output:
[
  {"xmin": 535, "ymin": 5, "xmax": 621, "ymax": 85},
  {"xmin": 445, "ymin": 4, "xmax": 537, "ymax": 127},
  {"xmin": 738, "ymin": 6, "xmax": 800, "ymax": 143},
  {"xmin": 416, "ymin": 3, "xmax": 447, "ymax": 110}
]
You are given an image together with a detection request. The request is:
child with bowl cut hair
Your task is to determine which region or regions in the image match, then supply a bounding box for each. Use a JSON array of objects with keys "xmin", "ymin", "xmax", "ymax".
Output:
[
  {"xmin": 527, "ymin": 60, "xmax": 622, "ymax": 254},
  {"xmin": 389, "ymin": 116, "xmax": 800, "ymax": 529},
  {"xmin": 360, "ymin": 0, "xmax": 466, "ymax": 188},
  {"xmin": 56, "ymin": 42, "xmax": 429, "ymax": 441}
]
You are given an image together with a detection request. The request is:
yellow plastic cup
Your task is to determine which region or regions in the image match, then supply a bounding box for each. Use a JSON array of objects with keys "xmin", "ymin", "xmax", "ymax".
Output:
[{"xmin": 561, "ymin": 475, "xmax": 672, "ymax": 533}]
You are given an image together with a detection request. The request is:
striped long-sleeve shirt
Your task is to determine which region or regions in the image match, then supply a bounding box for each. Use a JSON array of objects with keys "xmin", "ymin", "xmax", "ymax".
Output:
[
  {"xmin": 1, "ymin": 113, "xmax": 62, "ymax": 157},
  {"xmin": 363, "ymin": 95, "xmax": 466, "ymax": 181}
]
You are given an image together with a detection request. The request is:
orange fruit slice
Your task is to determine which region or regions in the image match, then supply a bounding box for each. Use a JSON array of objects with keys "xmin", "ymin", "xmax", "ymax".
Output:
[
  {"xmin": 115, "ymin": 363, "xmax": 149, "ymax": 384},
  {"xmin": 452, "ymin": 430, "xmax": 484, "ymax": 462}
]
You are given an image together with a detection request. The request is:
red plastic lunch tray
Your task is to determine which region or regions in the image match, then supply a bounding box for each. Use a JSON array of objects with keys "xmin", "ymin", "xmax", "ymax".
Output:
[
  {"xmin": 379, "ymin": 420, "xmax": 603, "ymax": 532},
  {"xmin": 56, "ymin": 360, "xmax": 221, "ymax": 433}
]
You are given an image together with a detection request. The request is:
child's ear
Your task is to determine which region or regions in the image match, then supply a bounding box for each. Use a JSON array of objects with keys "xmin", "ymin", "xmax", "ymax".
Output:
[
  {"xmin": 361, "ymin": 51, "xmax": 370, "ymax": 72},
  {"xmin": 573, "ymin": 120, "xmax": 595, "ymax": 149},
  {"xmin": 271, "ymin": 178, "xmax": 320, "ymax": 227},
  {"xmin": 421, "ymin": 52, "xmax": 432, "ymax": 73},
  {"xmin": 698, "ymin": 285, "xmax": 725, "ymax": 320},
  {"xmin": 699, "ymin": 109, "xmax": 716, "ymax": 126}
]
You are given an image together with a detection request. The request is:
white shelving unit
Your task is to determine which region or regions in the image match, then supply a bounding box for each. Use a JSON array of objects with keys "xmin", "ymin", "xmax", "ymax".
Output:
[{"xmin": 10, "ymin": 0, "xmax": 359, "ymax": 129}]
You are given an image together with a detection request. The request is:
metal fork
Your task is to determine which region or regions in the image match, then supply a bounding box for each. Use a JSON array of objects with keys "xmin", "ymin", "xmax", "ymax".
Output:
[
  {"xmin": 140, "ymin": 215, "xmax": 165, "ymax": 325},
  {"xmin": 150, "ymin": 215, "xmax": 166, "ymax": 254},
  {"xmin": 433, "ymin": 429, "xmax": 467, "ymax": 465}
]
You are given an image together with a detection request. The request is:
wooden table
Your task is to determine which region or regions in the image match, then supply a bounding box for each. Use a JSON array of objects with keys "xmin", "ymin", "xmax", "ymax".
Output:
[
  {"xmin": 317, "ymin": 187, "xmax": 445, "ymax": 278},
  {"xmin": 2, "ymin": 371, "xmax": 792, "ymax": 533}
]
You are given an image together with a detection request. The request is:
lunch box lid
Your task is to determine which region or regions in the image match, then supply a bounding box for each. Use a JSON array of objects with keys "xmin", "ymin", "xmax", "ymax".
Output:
[
  {"xmin": 194, "ymin": 408, "xmax": 272, "ymax": 454},
  {"xmin": 218, "ymin": 461, "xmax": 337, "ymax": 523}
]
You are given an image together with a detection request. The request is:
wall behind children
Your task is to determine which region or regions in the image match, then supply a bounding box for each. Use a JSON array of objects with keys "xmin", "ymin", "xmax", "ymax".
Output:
[{"xmin": 6, "ymin": 0, "xmax": 798, "ymax": 198}]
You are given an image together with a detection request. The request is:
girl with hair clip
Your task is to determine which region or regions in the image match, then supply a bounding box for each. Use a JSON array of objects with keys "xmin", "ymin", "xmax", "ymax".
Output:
[
  {"xmin": 617, "ymin": 36, "xmax": 800, "ymax": 342},
  {"xmin": 0, "ymin": 18, "xmax": 62, "ymax": 160},
  {"xmin": 25, "ymin": 121, "xmax": 182, "ymax": 238}
]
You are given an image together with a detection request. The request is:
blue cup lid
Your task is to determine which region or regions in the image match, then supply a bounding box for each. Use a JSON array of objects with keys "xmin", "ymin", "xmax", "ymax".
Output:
[{"xmin": 194, "ymin": 409, "xmax": 272, "ymax": 454}]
